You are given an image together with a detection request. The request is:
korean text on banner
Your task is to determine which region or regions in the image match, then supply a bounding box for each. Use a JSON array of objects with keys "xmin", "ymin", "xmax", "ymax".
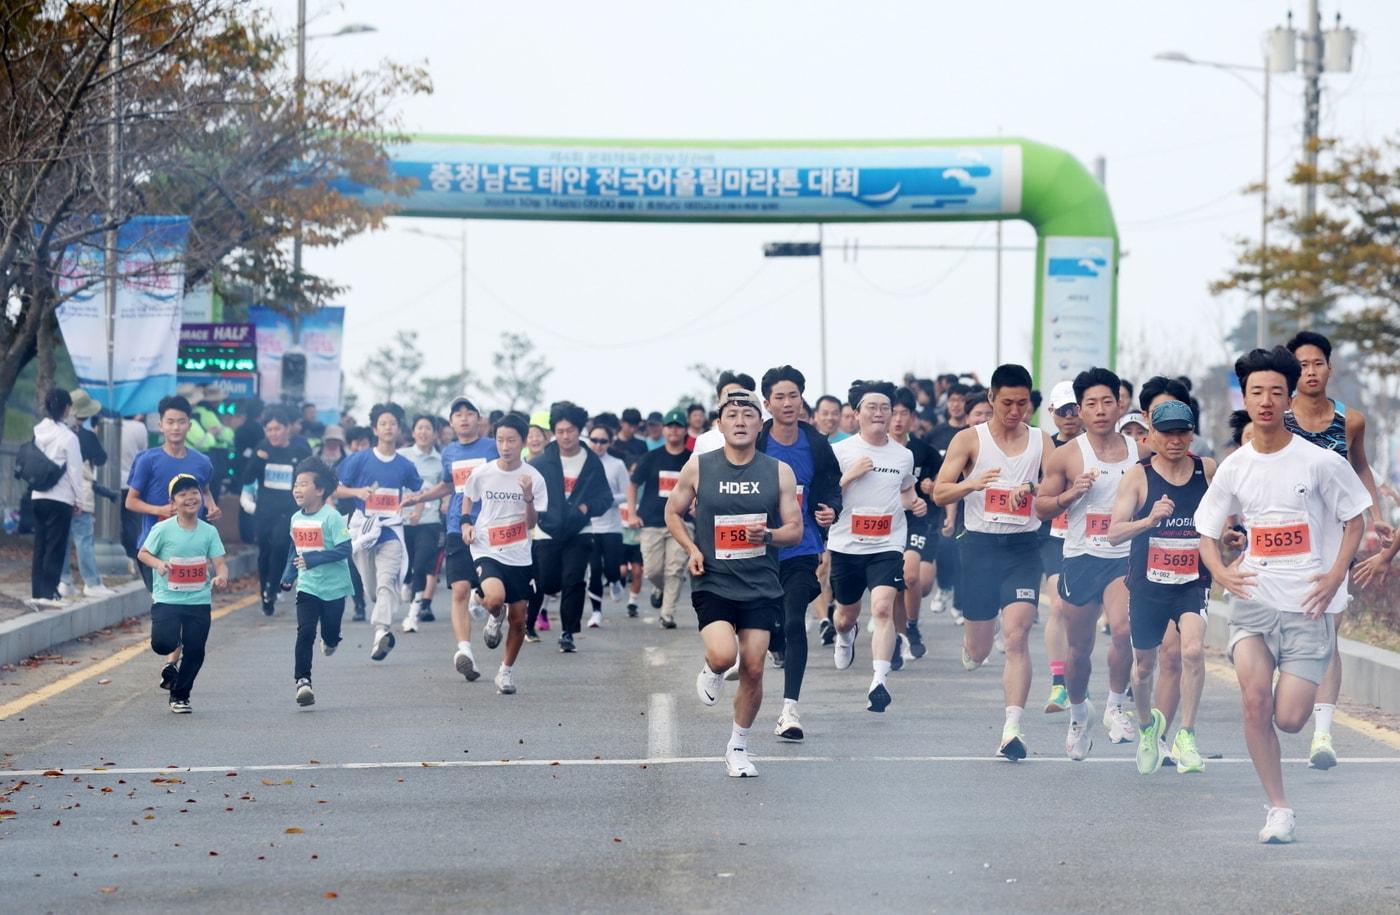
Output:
[
  {"xmin": 249, "ymin": 306, "xmax": 345, "ymax": 423},
  {"xmin": 1038, "ymin": 236, "xmax": 1115, "ymax": 386}
]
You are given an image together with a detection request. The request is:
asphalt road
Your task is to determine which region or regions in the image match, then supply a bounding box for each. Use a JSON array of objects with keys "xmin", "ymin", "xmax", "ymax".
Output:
[{"xmin": 3, "ymin": 583, "xmax": 1399, "ymax": 913}]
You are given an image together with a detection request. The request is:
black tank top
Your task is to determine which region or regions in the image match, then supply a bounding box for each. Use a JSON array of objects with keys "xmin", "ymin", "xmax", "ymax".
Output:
[
  {"xmin": 692, "ymin": 449, "xmax": 782, "ymax": 601},
  {"xmin": 1128, "ymin": 456, "xmax": 1211, "ymax": 599}
]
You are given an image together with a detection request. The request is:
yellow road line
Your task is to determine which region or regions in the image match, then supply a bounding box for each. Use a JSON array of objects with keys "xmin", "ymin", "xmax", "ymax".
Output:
[{"xmin": 0, "ymin": 593, "xmax": 259, "ymax": 721}]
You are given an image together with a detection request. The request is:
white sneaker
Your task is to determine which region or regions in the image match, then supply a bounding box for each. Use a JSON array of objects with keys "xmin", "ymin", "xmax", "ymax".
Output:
[
  {"xmin": 1104, "ymin": 704, "xmax": 1138, "ymax": 744},
  {"xmin": 57, "ymin": 581, "xmax": 73, "ymax": 598},
  {"xmin": 609, "ymin": 581, "xmax": 624, "ymax": 602},
  {"xmin": 29, "ymin": 597, "xmax": 64, "ymax": 610},
  {"xmin": 588, "ymin": 610, "xmax": 603, "ymax": 629},
  {"xmin": 994, "ymin": 622, "xmax": 1005, "ymax": 654},
  {"xmin": 950, "ymin": 605, "xmax": 965, "ymax": 625},
  {"xmin": 84, "ymin": 584, "xmax": 117, "ymax": 598},
  {"xmin": 484, "ymin": 609, "xmax": 504, "ymax": 649},
  {"xmin": 696, "ymin": 665, "xmax": 724, "ymax": 706},
  {"xmin": 400, "ymin": 612, "xmax": 419, "ymax": 633},
  {"xmin": 321, "ymin": 639, "xmax": 337, "ymax": 657},
  {"xmin": 961, "ymin": 644, "xmax": 983, "ymax": 671},
  {"xmin": 454, "ymin": 649, "xmax": 480, "ymax": 682},
  {"xmin": 723, "ymin": 660, "xmax": 741, "ymax": 681},
  {"xmin": 774, "ymin": 709, "xmax": 804, "ymax": 741},
  {"xmin": 833, "ymin": 627, "xmax": 857, "ymax": 670},
  {"xmin": 296, "ymin": 678, "xmax": 315, "ymax": 707},
  {"xmin": 1258, "ymin": 806, "xmax": 1296, "ymax": 844},
  {"xmin": 1067, "ymin": 701, "xmax": 1095, "ymax": 760},
  {"xmin": 495, "ymin": 667, "xmax": 516, "ymax": 695},
  {"xmin": 725, "ymin": 746, "xmax": 757, "ymax": 778},
  {"xmin": 928, "ymin": 589, "xmax": 946, "ymax": 613},
  {"xmin": 468, "ymin": 594, "xmax": 488, "ymax": 622}
]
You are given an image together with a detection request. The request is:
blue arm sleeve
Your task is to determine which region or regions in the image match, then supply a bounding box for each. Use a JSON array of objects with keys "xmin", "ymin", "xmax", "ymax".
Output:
[
  {"xmin": 280, "ymin": 541, "xmax": 298, "ymax": 586},
  {"xmin": 302, "ymin": 539, "xmax": 353, "ymax": 568}
]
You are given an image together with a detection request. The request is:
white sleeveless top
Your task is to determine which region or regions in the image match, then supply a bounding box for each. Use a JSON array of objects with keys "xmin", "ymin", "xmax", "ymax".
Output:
[
  {"xmin": 1063, "ymin": 433, "xmax": 1137, "ymax": 559},
  {"xmin": 965, "ymin": 423, "xmax": 1044, "ymax": 535}
]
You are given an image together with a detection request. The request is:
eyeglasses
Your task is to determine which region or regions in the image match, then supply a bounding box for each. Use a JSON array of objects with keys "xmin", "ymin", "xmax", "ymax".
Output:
[
  {"xmin": 588, "ymin": 437, "xmax": 611, "ymax": 445},
  {"xmin": 1053, "ymin": 404, "xmax": 1080, "ymax": 418}
]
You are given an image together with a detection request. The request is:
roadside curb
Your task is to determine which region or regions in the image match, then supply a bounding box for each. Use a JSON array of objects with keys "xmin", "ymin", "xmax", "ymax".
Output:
[
  {"xmin": 0, "ymin": 549, "xmax": 257, "ymax": 668},
  {"xmin": 1206, "ymin": 598, "xmax": 1400, "ymax": 715}
]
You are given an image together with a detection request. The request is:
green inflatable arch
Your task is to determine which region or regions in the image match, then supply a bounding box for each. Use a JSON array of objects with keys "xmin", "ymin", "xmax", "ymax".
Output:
[{"xmin": 354, "ymin": 136, "xmax": 1119, "ymax": 390}]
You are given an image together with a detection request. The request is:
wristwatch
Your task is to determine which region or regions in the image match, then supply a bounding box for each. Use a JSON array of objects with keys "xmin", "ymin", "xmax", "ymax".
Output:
[{"xmin": 762, "ymin": 530, "xmax": 773, "ymax": 545}]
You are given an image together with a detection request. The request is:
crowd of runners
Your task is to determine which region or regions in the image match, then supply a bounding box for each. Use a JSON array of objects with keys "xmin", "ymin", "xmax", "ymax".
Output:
[{"xmin": 116, "ymin": 330, "xmax": 1393, "ymax": 845}]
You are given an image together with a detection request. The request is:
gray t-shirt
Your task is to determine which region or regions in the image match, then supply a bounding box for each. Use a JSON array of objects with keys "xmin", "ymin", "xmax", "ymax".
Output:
[{"xmin": 399, "ymin": 444, "xmax": 445, "ymax": 526}]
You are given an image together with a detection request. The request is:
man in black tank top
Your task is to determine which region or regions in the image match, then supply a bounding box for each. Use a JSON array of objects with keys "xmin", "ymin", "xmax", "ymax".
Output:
[
  {"xmin": 1107, "ymin": 400, "xmax": 1217, "ymax": 776},
  {"xmin": 665, "ymin": 390, "xmax": 803, "ymax": 779}
]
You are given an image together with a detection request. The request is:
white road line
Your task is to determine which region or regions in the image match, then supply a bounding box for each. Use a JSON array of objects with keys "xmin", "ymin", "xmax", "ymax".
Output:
[
  {"xmin": 647, "ymin": 692, "xmax": 677, "ymax": 759},
  {"xmin": 643, "ymin": 646, "xmax": 668, "ymax": 667},
  {"xmin": 6, "ymin": 756, "xmax": 1399, "ymax": 778}
]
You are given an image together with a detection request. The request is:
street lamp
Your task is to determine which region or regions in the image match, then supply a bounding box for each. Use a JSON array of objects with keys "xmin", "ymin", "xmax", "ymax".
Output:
[
  {"xmin": 402, "ymin": 226, "xmax": 469, "ymax": 376},
  {"xmin": 1154, "ymin": 50, "xmax": 1271, "ymax": 347},
  {"xmin": 762, "ymin": 230, "xmax": 827, "ymax": 394}
]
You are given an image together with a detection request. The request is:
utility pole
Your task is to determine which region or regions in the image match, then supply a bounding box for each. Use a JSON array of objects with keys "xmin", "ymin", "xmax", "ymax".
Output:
[
  {"xmin": 1300, "ymin": 0, "xmax": 1322, "ymax": 223},
  {"xmin": 95, "ymin": 5, "xmax": 125, "ymax": 574},
  {"xmin": 817, "ymin": 225, "xmax": 828, "ymax": 395},
  {"xmin": 291, "ymin": 0, "xmax": 306, "ymax": 345}
]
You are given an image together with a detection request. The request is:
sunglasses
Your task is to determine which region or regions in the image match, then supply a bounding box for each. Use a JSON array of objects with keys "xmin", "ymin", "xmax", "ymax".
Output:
[
  {"xmin": 1054, "ymin": 404, "xmax": 1080, "ymax": 418},
  {"xmin": 588, "ymin": 437, "xmax": 611, "ymax": 445}
]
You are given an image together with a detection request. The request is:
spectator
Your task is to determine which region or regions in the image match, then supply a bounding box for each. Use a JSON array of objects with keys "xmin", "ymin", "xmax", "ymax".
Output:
[
  {"xmin": 318, "ymin": 425, "xmax": 347, "ymax": 469},
  {"xmin": 120, "ymin": 412, "xmax": 149, "ymax": 561},
  {"xmin": 59, "ymin": 390, "xmax": 115, "ymax": 598},
  {"xmin": 300, "ymin": 402, "xmax": 326, "ymax": 445},
  {"xmin": 29, "ymin": 389, "xmax": 83, "ymax": 608}
]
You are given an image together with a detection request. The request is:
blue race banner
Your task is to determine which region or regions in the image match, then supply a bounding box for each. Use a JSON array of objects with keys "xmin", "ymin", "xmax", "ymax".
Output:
[
  {"xmin": 249, "ymin": 305, "xmax": 345, "ymax": 423},
  {"xmin": 55, "ymin": 215, "xmax": 191, "ymax": 414}
]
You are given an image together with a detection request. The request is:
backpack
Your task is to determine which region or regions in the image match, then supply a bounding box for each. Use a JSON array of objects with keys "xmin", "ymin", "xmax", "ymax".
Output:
[{"xmin": 14, "ymin": 440, "xmax": 65, "ymax": 492}]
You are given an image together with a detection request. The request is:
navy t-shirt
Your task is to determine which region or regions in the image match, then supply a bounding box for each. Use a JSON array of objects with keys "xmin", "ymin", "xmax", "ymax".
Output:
[
  {"xmin": 763, "ymin": 427, "xmax": 824, "ymax": 560},
  {"xmin": 127, "ymin": 447, "xmax": 214, "ymax": 549}
]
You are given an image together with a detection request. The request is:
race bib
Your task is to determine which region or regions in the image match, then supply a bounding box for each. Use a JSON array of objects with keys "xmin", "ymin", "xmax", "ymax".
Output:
[
  {"xmin": 658, "ymin": 470, "xmax": 680, "ymax": 494},
  {"xmin": 166, "ymin": 556, "xmax": 208, "ymax": 592},
  {"xmin": 619, "ymin": 504, "xmax": 633, "ymax": 524},
  {"xmin": 1147, "ymin": 536, "xmax": 1200, "ymax": 585},
  {"xmin": 850, "ymin": 509, "xmax": 894, "ymax": 544},
  {"xmin": 984, "ymin": 483, "xmax": 1032, "ymax": 525},
  {"xmin": 564, "ymin": 475, "xmax": 577, "ymax": 496},
  {"xmin": 1050, "ymin": 511, "xmax": 1069, "ymax": 540},
  {"xmin": 714, "ymin": 513, "xmax": 766, "ymax": 560},
  {"xmin": 365, "ymin": 487, "xmax": 401, "ymax": 517},
  {"xmin": 291, "ymin": 519, "xmax": 325, "ymax": 552},
  {"xmin": 487, "ymin": 516, "xmax": 529, "ymax": 548},
  {"xmin": 1085, "ymin": 512, "xmax": 1112, "ymax": 550},
  {"xmin": 263, "ymin": 463, "xmax": 294, "ymax": 491},
  {"xmin": 451, "ymin": 458, "xmax": 486, "ymax": 493},
  {"xmin": 1249, "ymin": 515, "xmax": 1312, "ymax": 568},
  {"xmin": 796, "ymin": 484, "xmax": 805, "ymax": 511}
]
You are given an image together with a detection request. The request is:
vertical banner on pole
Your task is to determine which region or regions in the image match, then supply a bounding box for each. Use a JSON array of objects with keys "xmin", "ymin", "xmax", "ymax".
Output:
[
  {"xmin": 1036, "ymin": 236, "xmax": 1115, "ymax": 391},
  {"xmin": 249, "ymin": 306, "xmax": 345, "ymax": 422}
]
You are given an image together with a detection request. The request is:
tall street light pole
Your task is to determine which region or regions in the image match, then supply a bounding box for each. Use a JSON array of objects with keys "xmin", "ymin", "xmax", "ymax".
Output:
[
  {"xmin": 95, "ymin": 5, "xmax": 125, "ymax": 574},
  {"xmin": 402, "ymin": 226, "xmax": 469, "ymax": 375},
  {"xmin": 762, "ymin": 237, "xmax": 826, "ymax": 393}
]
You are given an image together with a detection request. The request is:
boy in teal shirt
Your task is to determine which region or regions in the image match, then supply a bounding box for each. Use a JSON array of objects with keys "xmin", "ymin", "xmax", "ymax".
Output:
[
  {"xmin": 138, "ymin": 473, "xmax": 229, "ymax": 714},
  {"xmin": 281, "ymin": 458, "xmax": 354, "ymax": 707}
]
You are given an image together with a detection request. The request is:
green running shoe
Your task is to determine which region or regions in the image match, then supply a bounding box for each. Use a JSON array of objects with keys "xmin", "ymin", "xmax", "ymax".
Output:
[
  {"xmin": 1044, "ymin": 683, "xmax": 1069, "ymax": 714},
  {"xmin": 1172, "ymin": 728, "xmax": 1204, "ymax": 774},
  {"xmin": 1136, "ymin": 708, "xmax": 1165, "ymax": 775}
]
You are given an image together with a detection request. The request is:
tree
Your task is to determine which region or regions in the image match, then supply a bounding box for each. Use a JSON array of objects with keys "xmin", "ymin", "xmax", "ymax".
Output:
[
  {"xmin": 361, "ymin": 330, "xmax": 424, "ymax": 404},
  {"xmin": 489, "ymin": 332, "xmax": 552, "ymax": 414}
]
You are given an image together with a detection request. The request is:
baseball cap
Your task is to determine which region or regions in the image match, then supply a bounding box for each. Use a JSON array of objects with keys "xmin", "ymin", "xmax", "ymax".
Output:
[
  {"xmin": 168, "ymin": 473, "xmax": 201, "ymax": 499},
  {"xmin": 449, "ymin": 394, "xmax": 479, "ymax": 415},
  {"xmin": 1116, "ymin": 411, "xmax": 1148, "ymax": 434},
  {"xmin": 1048, "ymin": 380, "xmax": 1076, "ymax": 411},
  {"xmin": 662, "ymin": 409, "xmax": 686, "ymax": 427},
  {"xmin": 323, "ymin": 424, "xmax": 345, "ymax": 443},
  {"xmin": 1150, "ymin": 400, "xmax": 1194, "ymax": 432},
  {"xmin": 718, "ymin": 389, "xmax": 762, "ymax": 415}
]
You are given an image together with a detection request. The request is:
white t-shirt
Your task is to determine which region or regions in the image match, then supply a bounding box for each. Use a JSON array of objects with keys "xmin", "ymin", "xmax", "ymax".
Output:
[
  {"xmin": 693, "ymin": 427, "xmax": 725, "ymax": 456},
  {"xmin": 463, "ymin": 460, "xmax": 550, "ymax": 567},
  {"xmin": 1195, "ymin": 436, "xmax": 1370, "ymax": 615},
  {"xmin": 585, "ymin": 452, "xmax": 629, "ymax": 535},
  {"xmin": 828, "ymin": 434, "xmax": 915, "ymax": 556}
]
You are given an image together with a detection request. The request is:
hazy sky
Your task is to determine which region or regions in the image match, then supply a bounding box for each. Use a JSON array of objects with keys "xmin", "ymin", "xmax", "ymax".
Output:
[{"xmin": 275, "ymin": 0, "xmax": 1400, "ymax": 416}]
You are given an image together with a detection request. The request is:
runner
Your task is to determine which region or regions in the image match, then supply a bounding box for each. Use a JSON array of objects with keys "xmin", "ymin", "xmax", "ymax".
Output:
[
  {"xmin": 137, "ymin": 474, "xmax": 229, "ymax": 714},
  {"xmin": 693, "ymin": 371, "xmax": 756, "ymax": 456},
  {"xmin": 400, "ymin": 396, "xmax": 498, "ymax": 680},
  {"xmin": 627, "ymin": 409, "xmax": 692, "ymax": 628},
  {"xmin": 1040, "ymin": 380, "xmax": 1081, "ymax": 714},
  {"xmin": 243, "ymin": 405, "xmax": 312, "ymax": 616},
  {"xmin": 1116, "ymin": 411, "xmax": 1149, "ymax": 449},
  {"xmin": 890, "ymin": 388, "xmax": 939, "ymax": 662},
  {"xmin": 829, "ymin": 380, "xmax": 920, "ymax": 714},
  {"xmin": 612, "ymin": 408, "xmax": 650, "ymax": 467},
  {"xmin": 584, "ymin": 418, "xmax": 629, "ymax": 628},
  {"xmin": 399, "ymin": 415, "xmax": 446, "ymax": 629},
  {"xmin": 755, "ymin": 366, "xmax": 841, "ymax": 740},
  {"xmin": 460, "ymin": 413, "xmax": 549, "ymax": 694},
  {"xmin": 813, "ymin": 394, "xmax": 849, "ymax": 444},
  {"xmin": 333, "ymin": 403, "xmax": 423, "ymax": 662},
  {"xmin": 934, "ymin": 364, "xmax": 1052, "ymax": 759},
  {"xmin": 1283, "ymin": 330, "xmax": 1391, "ymax": 771},
  {"xmin": 1197, "ymin": 346, "xmax": 1369, "ymax": 843},
  {"xmin": 527, "ymin": 401, "xmax": 612, "ymax": 653},
  {"xmin": 666, "ymin": 389, "xmax": 803, "ymax": 777},
  {"xmin": 1036, "ymin": 367, "xmax": 1141, "ymax": 760},
  {"xmin": 280, "ymin": 458, "xmax": 353, "ymax": 708},
  {"xmin": 1107, "ymin": 400, "xmax": 1215, "ymax": 774}
]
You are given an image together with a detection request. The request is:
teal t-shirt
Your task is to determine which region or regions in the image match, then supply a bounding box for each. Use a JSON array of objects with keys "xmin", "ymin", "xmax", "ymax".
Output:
[
  {"xmin": 290, "ymin": 504, "xmax": 354, "ymax": 600},
  {"xmin": 144, "ymin": 516, "xmax": 226, "ymax": 606}
]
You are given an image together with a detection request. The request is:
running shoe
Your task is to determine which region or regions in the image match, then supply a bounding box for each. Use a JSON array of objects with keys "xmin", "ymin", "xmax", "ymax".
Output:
[
  {"xmin": 725, "ymin": 746, "xmax": 757, "ymax": 778},
  {"xmin": 371, "ymin": 629, "xmax": 396, "ymax": 661},
  {"xmin": 833, "ymin": 627, "xmax": 857, "ymax": 670},
  {"xmin": 774, "ymin": 709, "xmax": 803, "ymax": 741},
  {"xmin": 524, "ymin": 630, "xmax": 541, "ymax": 643},
  {"xmin": 484, "ymin": 610, "xmax": 504, "ymax": 649},
  {"xmin": 928, "ymin": 589, "xmax": 947, "ymax": 614},
  {"xmin": 627, "ymin": 599, "xmax": 639, "ymax": 618},
  {"xmin": 84, "ymin": 584, "xmax": 117, "ymax": 598},
  {"xmin": 454, "ymin": 649, "xmax": 480, "ymax": 682},
  {"xmin": 169, "ymin": 698, "xmax": 192, "ymax": 714},
  {"xmin": 401, "ymin": 612, "xmax": 419, "ymax": 634},
  {"xmin": 724, "ymin": 661, "xmax": 741, "ymax": 681},
  {"xmin": 998, "ymin": 723, "xmax": 1028, "ymax": 761},
  {"xmin": 867, "ymin": 682, "xmax": 891, "ymax": 713},
  {"xmin": 296, "ymin": 678, "xmax": 315, "ymax": 707},
  {"xmin": 558, "ymin": 632, "xmax": 576, "ymax": 653},
  {"xmin": 659, "ymin": 613, "xmax": 677, "ymax": 630},
  {"xmin": 587, "ymin": 610, "xmax": 603, "ymax": 629},
  {"xmin": 468, "ymin": 594, "xmax": 487, "ymax": 622},
  {"xmin": 1104, "ymin": 704, "xmax": 1138, "ymax": 744},
  {"xmin": 159, "ymin": 662, "xmax": 178, "ymax": 692},
  {"xmin": 1044, "ymin": 683, "xmax": 1069, "ymax": 713},
  {"xmin": 696, "ymin": 665, "xmax": 723, "ymax": 706},
  {"xmin": 261, "ymin": 598, "xmax": 275, "ymax": 617},
  {"xmin": 1160, "ymin": 738, "xmax": 1175, "ymax": 768},
  {"xmin": 949, "ymin": 605, "xmax": 965, "ymax": 625},
  {"xmin": 866, "ymin": 617, "xmax": 876, "ymax": 634},
  {"xmin": 610, "ymin": 581, "xmax": 624, "ymax": 602},
  {"xmin": 321, "ymin": 639, "xmax": 338, "ymax": 657},
  {"xmin": 352, "ymin": 604, "xmax": 366, "ymax": 622},
  {"xmin": 1308, "ymin": 732, "xmax": 1338, "ymax": 770},
  {"xmin": 819, "ymin": 618, "xmax": 836, "ymax": 646},
  {"xmin": 1066, "ymin": 701, "xmax": 1095, "ymax": 760},
  {"xmin": 905, "ymin": 621, "xmax": 926, "ymax": 660},
  {"xmin": 1258, "ymin": 807, "xmax": 1296, "ymax": 844},
  {"xmin": 418, "ymin": 600, "xmax": 435, "ymax": 622},
  {"xmin": 495, "ymin": 667, "xmax": 516, "ymax": 695},
  {"xmin": 890, "ymin": 634, "xmax": 905, "ymax": 672},
  {"xmin": 770, "ymin": 650, "xmax": 785, "ymax": 669},
  {"xmin": 994, "ymin": 623, "xmax": 1005, "ymax": 654},
  {"xmin": 536, "ymin": 612, "xmax": 551, "ymax": 632},
  {"xmin": 960, "ymin": 644, "xmax": 983, "ymax": 671},
  {"xmin": 1172, "ymin": 728, "xmax": 1204, "ymax": 774},
  {"xmin": 649, "ymin": 588, "xmax": 663, "ymax": 609},
  {"xmin": 1137, "ymin": 708, "xmax": 1165, "ymax": 775}
]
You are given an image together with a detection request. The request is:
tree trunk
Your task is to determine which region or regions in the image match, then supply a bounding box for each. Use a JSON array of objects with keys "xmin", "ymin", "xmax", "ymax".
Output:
[{"xmin": 35, "ymin": 304, "xmax": 55, "ymax": 412}]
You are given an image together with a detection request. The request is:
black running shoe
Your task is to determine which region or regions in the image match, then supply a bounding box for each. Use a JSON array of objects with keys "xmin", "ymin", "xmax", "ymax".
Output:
[
  {"xmin": 417, "ymin": 600, "xmax": 435, "ymax": 622},
  {"xmin": 891, "ymin": 635, "xmax": 905, "ymax": 672},
  {"xmin": 352, "ymin": 604, "xmax": 366, "ymax": 622},
  {"xmin": 819, "ymin": 618, "xmax": 836, "ymax": 647},
  {"xmin": 627, "ymin": 602, "xmax": 639, "ymax": 618},
  {"xmin": 906, "ymin": 621, "xmax": 927, "ymax": 659},
  {"xmin": 649, "ymin": 589, "xmax": 663, "ymax": 609},
  {"xmin": 867, "ymin": 683, "xmax": 891, "ymax": 713},
  {"xmin": 559, "ymin": 632, "xmax": 576, "ymax": 653},
  {"xmin": 159, "ymin": 663, "xmax": 177, "ymax": 692}
]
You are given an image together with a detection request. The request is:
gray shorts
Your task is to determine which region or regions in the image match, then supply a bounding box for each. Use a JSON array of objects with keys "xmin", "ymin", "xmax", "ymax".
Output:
[{"xmin": 1226, "ymin": 599, "xmax": 1336, "ymax": 684}]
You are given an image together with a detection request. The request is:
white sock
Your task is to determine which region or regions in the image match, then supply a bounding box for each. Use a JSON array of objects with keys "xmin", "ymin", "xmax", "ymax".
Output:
[
  {"xmin": 1005, "ymin": 705, "xmax": 1024, "ymax": 728},
  {"xmin": 872, "ymin": 660, "xmax": 892, "ymax": 686},
  {"xmin": 1107, "ymin": 690, "xmax": 1126, "ymax": 710},
  {"xmin": 1071, "ymin": 701, "xmax": 1089, "ymax": 725},
  {"xmin": 1314, "ymin": 703, "xmax": 1335, "ymax": 736},
  {"xmin": 457, "ymin": 640, "xmax": 473, "ymax": 656},
  {"xmin": 782, "ymin": 698, "xmax": 798, "ymax": 716},
  {"xmin": 499, "ymin": 663, "xmax": 512, "ymax": 674},
  {"xmin": 729, "ymin": 723, "xmax": 749, "ymax": 752},
  {"xmin": 836, "ymin": 626, "xmax": 854, "ymax": 647}
]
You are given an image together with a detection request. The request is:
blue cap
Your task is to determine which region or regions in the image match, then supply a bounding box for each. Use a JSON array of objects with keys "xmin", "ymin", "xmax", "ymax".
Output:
[{"xmin": 1150, "ymin": 400, "xmax": 1194, "ymax": 432}]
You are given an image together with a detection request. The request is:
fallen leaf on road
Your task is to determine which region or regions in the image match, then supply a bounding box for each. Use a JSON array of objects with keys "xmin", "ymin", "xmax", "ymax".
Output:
[
  {"xmin": 97, "ymin": 678, "xmax": 111, "ymax": 685},
  {"xmin": 100, "ymin": 787, "xmax": 112, "ymax": 793},
  {"xmin": 0, "ymin": 810, "xmax": 17, "ymax": 820},
  {"xmin": 143, "ymin": 814, "xmax": 154, "ymax": 820},
  {"xmin": 285, "ymin": 827, "xmax": 304, "ymax": 834},
  {"xmin": 225, "ymin": 772, "xmax": 237, "ymax": 777},
  {"xmin": 52, "ymin": 819, "xmax": 61, "ymax": 826},
  {"xmin": 98, "ymin": 886, "xmax": 118, "ymax": 894},
  {"xmin": 260, "ymin": 778, "xmax": 277, "ymax": 786},
  {"xmin": 323, "ymin": 891, "xmax": 338, "ymax": 899},
  {"xmin": 282, "ymin": 779, "xmax": 293, "ymax": 785},
  {"xmin": 42, "ymin": 770, "xmax": 62, "ymax": 777},
  {"xmin": 612, "ymin": 837, "xmax": 622, "ymax": 843},
  {"xmin": 308, "ymin": 759, "xmax": 320, "ymax": 765},
  {"xmin": 208, "ymin": 851, "xmax": 219, "ymax": 856}
]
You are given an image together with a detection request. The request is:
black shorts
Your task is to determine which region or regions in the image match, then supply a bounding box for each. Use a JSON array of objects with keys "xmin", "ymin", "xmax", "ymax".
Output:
[
  {"xmin": 692, "ymin": 589, "xmax": 781, "ymax": 633},
  {"xmin": 957, "ymin": 530, "xmax": 1043, "ymax": 622},
  {"xmin": 918, "ymin": 518, "xmax": 939, "ymax": 563},
  {"xmin": 779, "ymin": 553, "xmax": 823, "ymax": 607},
  {"xmin": 936, "ymin": 531, "xmax": 960, "ymax": 590},
  {"xmin": 904, "ymin": 514, "xmax": 937, "ymax": 563},
  {"xmin": 474, "ymin": 556, "xmax": 535, "ymax": 604},
  {"xmin": 1039, "ymin": 533, "xmax": 1064, "ymax": 578},
  {"xmin": 623, "ymin": 543, "xmax": 642, "ymax": 565},
  {"xmin": 829, "ymin": 550, "xmax": 905, "ymax": 606},
  {"xmin": 1058, "ymin": 554, "xmax": 1129, "ymax": 608},
  {"xmin": 444, "ymin": 535, "xmax": 479, "ymax": 588},
  {"xmin": 1129, "ymin": 589, "xmax": 1209, "ymax": 650}
]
